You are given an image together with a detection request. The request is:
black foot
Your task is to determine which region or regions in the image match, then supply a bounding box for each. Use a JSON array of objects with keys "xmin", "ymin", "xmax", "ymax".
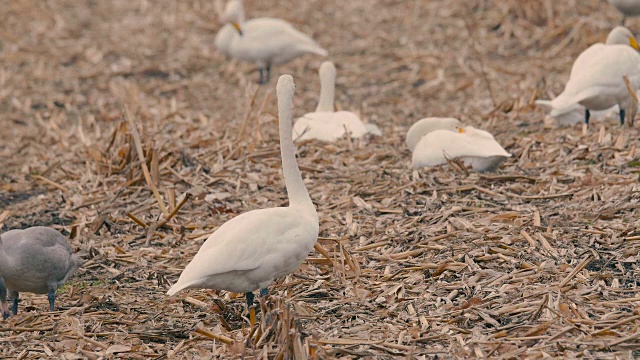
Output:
[
  {"xmin": 585, "ymin": 108, "xmax": 591, "ymax": 125},
  {"xmin": 259, "ymin": 288, "xmax": 268, "ymax": 297},
  {"xmin": 620, "ymin": 109, "xmax": 626, "ymax": 126},
  {"xmin": 48, "ymin": 290, "xmax": 56, "ymax": 311},
  {"xmin": 10, "ymin": 298, "xmax": 18, "ymax": 315}
]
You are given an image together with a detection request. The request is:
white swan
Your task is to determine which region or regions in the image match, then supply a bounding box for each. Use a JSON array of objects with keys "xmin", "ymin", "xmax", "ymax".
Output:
[
  {"xmin": 548, "ymin": 26, "xmax": 640, "ymax": 125},
  {"xmin": 292, "ymin": 61, "xmax": 379, "ymax": 142},
  {"xmin": 609, "ymin": 0, "xmax": 640, "ymax": 24},
  {"xmin": 0, "ymin": 227, "xmax": 81, "ymax": 319},
  {"xmin": 405, "ymin": 117, "xmax": 461, "ymax": 152},
  {"xmin": 215, "ymin": 0, "xmax": 327, "ymax": 84},
  {"xmin": 167, "ymin": 75, "xmax": 319, "ymax": 324},
  {"xmin": 407, "ymin": 118, "xmax": 511, "ymax": 172}
]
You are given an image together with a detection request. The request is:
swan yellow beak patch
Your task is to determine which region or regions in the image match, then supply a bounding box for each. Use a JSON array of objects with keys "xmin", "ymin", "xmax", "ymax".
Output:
[
  {"xmin": 458, "ymin": 127, "xmax": 465, "ymax": 133},
  {"xmin": 630, "ymin": 36, "xmax": 639, "ymax": 51},
  {"xmin": 232, "ymin": 22, "xmax": 243, "ymax": 36}
]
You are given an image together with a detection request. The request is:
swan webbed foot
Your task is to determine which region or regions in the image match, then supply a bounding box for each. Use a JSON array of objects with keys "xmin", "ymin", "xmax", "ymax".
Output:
[
  {"xmin": 585, "ymin": 108, "xmax": 591, "ymax": 125},
  {"xmin": 620, "ymin": 108, "xmax": 626, "ymax": 125},
  {"xmin": 48, "ymin": 290, "xmax": 56, "ymax": 311}
]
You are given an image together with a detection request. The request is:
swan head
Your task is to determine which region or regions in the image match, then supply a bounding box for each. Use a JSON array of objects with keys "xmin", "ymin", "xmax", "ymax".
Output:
[
  {"xmin": 606, "ymin": 26, "xmax": 639, "ymax": 50},
  {"xmin": 406, "ymin": 117, "xmax": 462, "ymax": 152},
  {"xmin": 277, "ymin": 75, "xmax": 296, "ymax": 102},
  {"xmin": 319, "ymin": 61, "xmax": 336, "ymax": 82},
  {"xmin": 222, "ymin": 0, "xmax": 245, "ymax": 35}
]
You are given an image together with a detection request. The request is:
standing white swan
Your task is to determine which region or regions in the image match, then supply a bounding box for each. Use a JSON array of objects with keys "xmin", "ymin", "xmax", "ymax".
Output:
[
  {"xmin": 215, "ymin": 0, "xmax": 327, "ymax": 84},
  {"xmin": 407, "ymin": 118, "xmax": 511, "ymax": 172},
  {"xmin": 609, "ymin": 0, "xmax": 640, "ymax": 24},
  {"xmin": 547, "ymin": 26, "xmax": 640, "ymax": 125},
  {"xmin": 0, "ymin": 227, "xmax": 81, "ymax": 319},
  {"xmin": 167, "ymin": 75, "xmax": 319, "ymax": 325},
  {"xmin": 293, "ymin": 61, "xmax": 379, "ymax": 142}
]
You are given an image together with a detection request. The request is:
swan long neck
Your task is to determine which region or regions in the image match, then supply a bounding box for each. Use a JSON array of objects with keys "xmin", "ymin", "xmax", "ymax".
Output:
[
  {"xmin": 315, "ymin": 63, "xmax": 336, "ymax": 112},
  {"xmin": 278, "ymin": 85, "xmax": 315, "ymax": 211}
]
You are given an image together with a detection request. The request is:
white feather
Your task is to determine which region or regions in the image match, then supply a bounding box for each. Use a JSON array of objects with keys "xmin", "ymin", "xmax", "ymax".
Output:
[
  {"xmin": 167, "ymin": 75, "xmax": 318, "ymax": 296},
  {"xmin": 410, "ymin": 126, "xmax": 511, "ymax": 172},
  {"xmin": 215, "ymin": 0, "xmax": 326, "ymax": 70},
  {"xmin": 292, "ymin": 62, "xmax": 379, "ymax": 142}
]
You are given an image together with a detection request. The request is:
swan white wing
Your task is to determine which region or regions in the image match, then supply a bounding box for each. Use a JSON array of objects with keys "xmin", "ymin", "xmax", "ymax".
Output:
[
  {"xmin": 412, "ymin": 130, "xmax": 510, "ymax": 168},
  {"xmin": 169, "ymin": 207, "xmax": 317, "ymax": 294},
  {"xmin": 293, "ymin": 112, "xmax": 345, "ymax": 141},
  {"xmin": 406, "ymin": 117, "xmax": 461, "ymax": 152},
  {"xmin": 293, "ymin": 112, "xmax": 367, "ymax": 141},
  {"xmin": 333, "ymin": 111, "xmax": 368, "ymax": 138},
  {"xmin": 230, "ymin": 18, "xmax": 326, "ymax": 66},
  {"xmin": 553, "ymin": 44, "xmax": 640, "ymax": 110}
]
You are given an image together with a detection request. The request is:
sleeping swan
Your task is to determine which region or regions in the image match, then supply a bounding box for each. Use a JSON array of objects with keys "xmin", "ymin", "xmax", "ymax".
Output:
[{"xmin": 407, "ymin": 117, "xmax": 511, "ymax": 172}]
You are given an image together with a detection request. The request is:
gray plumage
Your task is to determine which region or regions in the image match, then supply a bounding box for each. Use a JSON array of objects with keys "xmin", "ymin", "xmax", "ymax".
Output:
[{"xmin": 0, "ymin": 226, "xmax": 81, "ymax": 318}]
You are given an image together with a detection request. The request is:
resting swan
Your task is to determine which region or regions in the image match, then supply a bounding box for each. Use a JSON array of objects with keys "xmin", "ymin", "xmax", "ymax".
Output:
[
  {"xmin": 293, "ymin": 61, "xmax": 380, "ymax": 142},
  {"xmin": 546, "ymin": 26, "xmax": 640, "ymax": 125},
  {"xmin": 407, "ymin": 118, "xmax": 511, "ymax": 172},
  {"xmin": 167, "ymin": 75, "xmax": 319, "ymax": 325},
  {"xmin": 215, "ymin": 0, "xmax": 327, "ymax": 84},
  {"xmin": 0, "ymin": 227, "xmax": 81, "ymax": 319}
]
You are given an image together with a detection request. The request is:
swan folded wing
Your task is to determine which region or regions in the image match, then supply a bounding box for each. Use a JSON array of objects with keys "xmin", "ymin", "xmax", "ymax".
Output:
[
  {"xmin": 174, "ymin": 208, "xmax": 317, "ymax": 288},
  {"xmin": 1, "ymin": 227, "xmax": 72, "ymax": 253},
  {"xmin": 558, "ymin": 45, "xmax": 640, "ymax": 108},
  {"xmin": 233, "ymin": 18, "xmax": 325, "ymax": 63},
  {"xmin": 293, "ymin": 113, "xmax": 348, "ymax": 141},
  {"xmin": 334, "ymin": 111, "xmax": 368, "ymax": 137},
  {"xmin": 412, "ymin": 130, "xmax": 509, "ymax": 168}
]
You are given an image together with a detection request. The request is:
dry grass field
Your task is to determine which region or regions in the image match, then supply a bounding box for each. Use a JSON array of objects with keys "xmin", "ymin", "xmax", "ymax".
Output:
[{"xmin": 1, "ymin": 0, "xmax": 640, "ymax": 358}]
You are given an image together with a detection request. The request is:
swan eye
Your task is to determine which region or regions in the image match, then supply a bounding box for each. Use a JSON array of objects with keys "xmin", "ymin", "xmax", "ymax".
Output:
[{"xmin": 630, "ymin": 36, "xmax": 639, "ymax": 51}]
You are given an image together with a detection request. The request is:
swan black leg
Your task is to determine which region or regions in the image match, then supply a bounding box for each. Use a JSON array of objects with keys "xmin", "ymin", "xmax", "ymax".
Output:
[
  {"xmin": 266, "ymin": 66, "xmax": 271, "ymax": 83},
  {"xmin": 258, "ymin": 69, "xmax": 265, "ymax": 85},
  {"xmin": 245, "ymin": 291, "xmax": 257, "ymax": 326},
  {"xmin": 585, "ymin": 109, "xmax": 591, "ymax": 125},
  {"xmin": 245, "ymin": 292, "xmax": 254, "ymax": 308},
  {"xmin": 11, "ymin": 298, "xmax": 18, "ymax": 315},
  {"xmin": 620, "ymin": 109, "xmax": 626, "ymax": 125},
  {"xmin": 48, "ymin": 290, "xmax": 56, "ymax": 311},
  {"xmin": 259, "ymin": 288, "xmax": 268, "ymax": 297}
]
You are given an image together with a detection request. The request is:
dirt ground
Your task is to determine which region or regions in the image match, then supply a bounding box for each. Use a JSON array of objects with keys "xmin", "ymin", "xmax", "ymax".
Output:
[{"xmin": 1, "ymin": 0, "xmax": 640, "ymax": 358}]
